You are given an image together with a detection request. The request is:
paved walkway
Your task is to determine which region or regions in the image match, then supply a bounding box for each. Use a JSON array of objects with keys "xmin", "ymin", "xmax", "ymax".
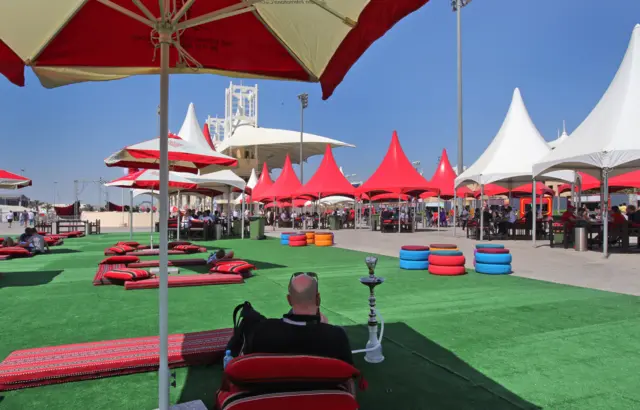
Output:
[{"xmin": 267, "ymin": 226, "xmax": 640, "ymax": 297}]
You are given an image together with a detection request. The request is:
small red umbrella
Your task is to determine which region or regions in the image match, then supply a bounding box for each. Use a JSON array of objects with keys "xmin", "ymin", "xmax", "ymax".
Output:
[{"xmin": 0, "ymin": 169, "xmax": 31, "ymax": 189}]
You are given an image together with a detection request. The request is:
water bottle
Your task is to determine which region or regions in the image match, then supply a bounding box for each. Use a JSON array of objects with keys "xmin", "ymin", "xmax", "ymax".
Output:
[{"xmin": 223, "ymin": 350, "xmax": 233, "ymax": 369}]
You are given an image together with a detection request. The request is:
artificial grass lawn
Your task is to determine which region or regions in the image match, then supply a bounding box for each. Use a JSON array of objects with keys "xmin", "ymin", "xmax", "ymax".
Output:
[{"xmin": 1, "ymin": 233, "xmax": 639, "ymax": 409}]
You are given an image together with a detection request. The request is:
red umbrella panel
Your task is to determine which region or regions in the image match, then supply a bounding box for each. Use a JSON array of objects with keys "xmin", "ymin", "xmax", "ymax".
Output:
[
  {"xmin": 105, "ymin": 169, "xmax": 198, "ymax": 190},
  {"xmin": 473, "ymin": 182, "xmax": 555, "ymax": 198},
  {"xmin": 558, "ymin": 170, "xmax": 640, "ymax": 193},
  {"xmin": 0, "ymin": 169, "xmax": 31, "ymax": 189}
]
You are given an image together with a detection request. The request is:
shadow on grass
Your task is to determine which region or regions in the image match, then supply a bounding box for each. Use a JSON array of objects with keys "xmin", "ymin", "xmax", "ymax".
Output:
[
  {"xmin": 0, "ymin": 270, "xmax": 63, "ymax": 288},
  {"xmin": 49, "ymin": 248, "xmax": 82, "ymax": 255},
  {"xmin": 177, "ymin": 322, "xmax": 539, "ymax": 410},
  {"xmin": 187, "ymin": 259, "xmax": 286, "ymax": 274}
]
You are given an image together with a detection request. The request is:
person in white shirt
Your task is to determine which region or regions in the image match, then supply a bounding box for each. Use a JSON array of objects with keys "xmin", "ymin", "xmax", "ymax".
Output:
[
  {"xmin": 28, "ymin": 211, "xmax": 35, "ymax": 227},
  {"xmin": 232, "ymin": 210, "xmax": 239, "ymax": 220}
]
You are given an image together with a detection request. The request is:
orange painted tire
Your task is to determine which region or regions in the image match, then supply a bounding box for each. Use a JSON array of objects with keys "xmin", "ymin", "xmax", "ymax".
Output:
[
  {"xmin": 428, "ymin": 254, "xmax": 466, "ymax": 266},
  {"xmin": 315, "ymin": 240, "xmax": 334, "ymax": 247},
  {"xmin": 289, "ymin": 234, "xmax": 306, "ymax": 242},
  {"xmin": 430, "ymin": 247, "xmax": 458, "ymax": 252},
  {"xmin": 289, "ymin": 240, "xmax": 307, "ymax": 247},
  {"xmin": 428, "ymin": 265, "xmax": 467, "ymax": 276},
  {"xmin": 305, "ymin": 231, "xmax": 316, "ymax": 239},
  {"xmin": 306, "ymin": 239, "xmax": 315, "ymax": 245},
  {"xmin": 315, "ymin": 233, "xmax": 334, "ymax": 241}
]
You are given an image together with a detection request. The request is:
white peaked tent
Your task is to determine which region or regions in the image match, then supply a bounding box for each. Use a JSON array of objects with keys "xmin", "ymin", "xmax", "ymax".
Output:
[
  {"xmin": 534, "ymin": 25, "xmax": 640, "ymax": 178},
  {"xmin": 455, "ymin": 88, "xmax": 573, "ymax": 188},
  {"xmin": 178, "ymin": 103, "xmax": 215, "ymax": 152},
  {"xmin": 235, "ymin": 168, "xmax": 258, "ymax": 205},
  {"xmin": 548, "ymin": 121, "xmax": 569, "ymax": 149}
]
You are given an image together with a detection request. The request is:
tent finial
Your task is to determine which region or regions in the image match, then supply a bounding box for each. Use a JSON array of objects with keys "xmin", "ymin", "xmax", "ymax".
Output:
[{"xmin": 562, "ymin": 120, "xmax": 566, "ymax": 134}]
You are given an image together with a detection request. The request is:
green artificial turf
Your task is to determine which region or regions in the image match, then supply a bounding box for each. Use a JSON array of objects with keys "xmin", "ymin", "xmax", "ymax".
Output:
[{"xmin": 1, "ymin": 233, "xmax": 639, "ymax": 409}]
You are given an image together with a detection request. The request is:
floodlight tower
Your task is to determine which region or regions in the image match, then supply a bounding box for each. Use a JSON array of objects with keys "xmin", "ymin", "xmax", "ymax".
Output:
[{"xmin": 298, "ymin": 93, "xmax": 309, "ymax": 184}]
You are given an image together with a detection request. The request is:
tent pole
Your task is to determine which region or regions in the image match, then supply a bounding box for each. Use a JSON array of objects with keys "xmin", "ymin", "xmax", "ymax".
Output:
[
  {"xmin": 398, "ymin": 195, "xmax": 401, "ymax": 233},
  {"xmin": 602, "ymin": 169, "xmax": 609, "ymax": 258},
  {"xmin": 227, "ymin": 187, "xmax": 232, "ymax": 236},
  {"xmin": 157, "ymin": 30, "xmax": 171, "ymax": 410},
  {"xmin": 176, "ymin": 192, "xmax": 181, "ymax": 241},
  {"xmin": 532, "ymin": 179, "xmax": 537, "ymax": 248},
  {"xmin": 453, "ymin": 190, "xmax": 457, "ymax": 237},
  {"xmin": 437, "ymin": 194, "xmax": 440, "ymax": 232},
  {"xmin": 129, "ymin": 189, "xmax": 133, "ymax": 240},
  {"xmin": 150, "ymin": 191, "xmax": 154, "ymax": 249},
  {"xmin": 241, "ymin": 190, "xmax": 245, "ymax": 239},
  {"xmin": 479, "ymin": 184, "xmax": 484, "ymax": 241}
]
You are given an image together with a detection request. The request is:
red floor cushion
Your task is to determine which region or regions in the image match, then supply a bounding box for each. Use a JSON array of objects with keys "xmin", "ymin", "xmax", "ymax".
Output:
[
  {"xmin": 106, "ymin": 245, "xmax": 136, "ymax": 255},
  {"xmin": 221, "ymin": 390, "xmax": 358, "ymax": 410},
  {"xmin": 103, "ymin": 268, "xmax": 151, "ymax": 281},
  {"xmin": 401, "ymin": 245, "xmax": 430, "ymax": 251},
  {"xmin": 117, "ymin": 241, "xmax": 140, "ymax": 248},
  {"xmin": 429, "ymin": 243, "xmax": 457, "ymax": 249},
  {"xmin": 100, "ymin": 255, "xmax": 141, "ymax": 265},
  {"xmin": 476, "ymin": 248, "xmax": 510, "ymax": 254},
  {"xmin": 0, "ymin": 247, "xmax": 31, "ymax": 257},
  {"xmin": 168, "ymin": 241, "xmax": 191, "ymax": 249},
  {"xmin": 210, "ymin": 261, "xmax": 256, "ymax": 275},
  {"xmin": 173, "ymin": 244, "xmax": 201, "ymax": 253}
]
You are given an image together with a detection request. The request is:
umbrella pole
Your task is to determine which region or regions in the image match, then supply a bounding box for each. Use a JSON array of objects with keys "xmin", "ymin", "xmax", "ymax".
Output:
[
  {"xmin": 241, "ymin": 191, "xmax": 245, "ymax": 239},
  {"xmin": 480, "ymin": 184, "xmax": 484, "ymax": 241},
  {"xmin": 150, "ymin": 191, "xmax": 154, "ymax": 249},
  {"xmin": 453, "ymin": 190, "xmax": 457, "ymax": 237},
  {"xmin": 227, "ymin": 187, "xmax": 231, "ymax": 236},
  {"xmin": 602, "ymin": 170, "xmax": 609, "ymax": 258},
  {"xmin": 437, "ymin": 194, "xmax": 441, "ymax": 232},
  {"xmin": 129, "ymin": 189, "xmax": 133, "ymax": 240},
  {"xmin": 177, "ymin": 192, "xmax": 181, "ymax": 241},
  {"xmin": 157, "ymin": 31, "xmax": 171, "ymax": 410},
  {"xmin": 532, "ymin": 179, "xmax": 537, "ymax": 247}
]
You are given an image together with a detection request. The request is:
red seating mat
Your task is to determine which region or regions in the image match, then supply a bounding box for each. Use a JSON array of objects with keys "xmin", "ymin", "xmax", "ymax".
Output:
[
  {"xmin": 128, "ymin": 259, "xmax": 207, "ymax": 268},
  {"xmin": 93, "ymin": 263, "xmax": 125, "ymax": 285},
  {"xmin": 125, "ymin": 274, "xmax": 243, "ymax": 290},
  {"xmin": 0, "ymin": 328, "xmax": 233, "ymax": 391},
  {"xmin": 0, "ymin": 255, "xmax": 10, "ymax": 261}
]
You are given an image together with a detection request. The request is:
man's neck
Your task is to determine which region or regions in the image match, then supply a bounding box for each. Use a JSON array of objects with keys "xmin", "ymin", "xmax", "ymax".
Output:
[{"xmin": 291, "ymin": 306, "xmax": 318, "ymax": 316}]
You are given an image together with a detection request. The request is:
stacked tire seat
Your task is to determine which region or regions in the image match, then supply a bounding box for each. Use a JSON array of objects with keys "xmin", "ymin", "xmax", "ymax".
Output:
[
  {"xmin": 399, "ymin": 245, "xmax": 430, "ymax": 270},
  {"xmin": 304, "ymin": 231, "xmax": 315, "ymax": 245},
  {"xmin": 280, "ymin": 232, "xmax": 297, "ymax": 245},
  {"xmin": 428, "ymin": 249, "xmax": 466, "ymax": 276},
  {"xmin": 429, "ymin": 243, "xmax": 459, "ymax": 252},
  {"xmin": 288, "ymin": 233, "xmax": 308, "ymax": 247},
  {"xmin": 314, "ymin": 232, "xmax": 334, "ymax": 247},
  {"xmin": 474, "ymin": 244, "xmax": 512, "ymax": 275}
]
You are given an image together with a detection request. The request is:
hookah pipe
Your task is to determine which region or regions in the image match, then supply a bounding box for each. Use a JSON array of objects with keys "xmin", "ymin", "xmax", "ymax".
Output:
[{"xmin": 352, "ymin": 256, "xmax": 385, "ymax": 363}]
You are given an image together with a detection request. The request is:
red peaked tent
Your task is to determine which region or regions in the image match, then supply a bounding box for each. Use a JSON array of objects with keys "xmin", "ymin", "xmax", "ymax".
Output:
[
  {"xmin": 202, "ymin": 122, "xmax": 216, "ymax": 151},
  {"xmin": 251, "ymin": 162, "xmax": 274, "ymax": 203},
  {"xmin": 474, "ymin": 182, "xmax": 554, "ymax": 198},
  {"xmin": 298, "ymin": 144, "xmax": 356, "ymax": 199},
  {"xmin": 420, "ymin": 149, "xmax": 472, "ymax": 200},
  {"xmin": 357, "ymin": 131, "xmax": 435, "ymax": 197},
  {"xmin": 558, "ymin": 171, "xmax": 640, "ymax": 194},
  {"xmin": 260, "ymin": 154, "xmax": 302, "ymax": 201}
]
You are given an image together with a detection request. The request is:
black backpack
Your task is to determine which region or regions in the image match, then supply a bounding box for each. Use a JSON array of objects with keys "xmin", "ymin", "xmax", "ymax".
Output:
[{"xmin": 226, "ymin": 301, "xmax": 266, "ymax": 357}]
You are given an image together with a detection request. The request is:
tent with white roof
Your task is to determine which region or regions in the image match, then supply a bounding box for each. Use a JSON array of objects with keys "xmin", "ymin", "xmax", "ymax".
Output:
[
  {"xmin": 534, "ymin": 24, "xmax": 640, "ymax": 257},
  {"xmin": 178, "ymin": 103, "xmax": 216, "ymax": 152},
  {"xmin": 235, "ymin": 168, "xmax": 258, "ymax": 205},
  {"xmin": 548, "ymin": 121, "xmax": 569, "ymax": 149}
]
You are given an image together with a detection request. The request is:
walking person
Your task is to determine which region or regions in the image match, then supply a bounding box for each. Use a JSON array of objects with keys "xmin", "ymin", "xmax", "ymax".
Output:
[
  {"xmin": 6, "ymin": 210, "xmax": 13, "ymax": 228},
  {"xmin": 28, "ymin": 210, "xmax": 34, "ymax": 227},
  {"xmin": 460, "ymin": 205, "xmax": 470, "ymax": 231}
]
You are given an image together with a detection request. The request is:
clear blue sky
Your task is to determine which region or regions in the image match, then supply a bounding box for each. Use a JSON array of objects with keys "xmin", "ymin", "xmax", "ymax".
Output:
[{"xmin": 2, "ymin": 0, "xmax": 639, "ymax": 204}]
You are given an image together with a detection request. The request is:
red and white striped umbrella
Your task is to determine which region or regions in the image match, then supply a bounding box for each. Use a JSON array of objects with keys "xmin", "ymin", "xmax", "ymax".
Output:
[
  {"xmin": 105, "ymin": 134, "xmax": 237, "ymax": 174},
  {"xmin": 0, "ymin": 169, "xmax": 31, "ymax": 189},
  {"xmin": 104, "ymin": 169, "xmax": 198, "ymax": 190}
]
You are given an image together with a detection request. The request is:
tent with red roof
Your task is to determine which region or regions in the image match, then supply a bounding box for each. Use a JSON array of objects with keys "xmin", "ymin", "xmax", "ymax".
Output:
[
  {"xmin": 202, "ymin": 122, "xmax": 216, "ymax": 151},
  {"xmin": 419, "ymin": 149, "xmax": 472, "ymax": 200},
  {"xmin": 473, "ymin": 182, "xmax": 554, "ymax": 198},
  {"xmin": 357, "ymin": 131, "xmax": 435, "ymax": 197},
  {"xmin": 250, "ymin": 162, "xmax": 274, "ymax": 203},
  {"xmin": 258, "ymin": 154, "xmax": 302, "ymax": 201},
  {"xmin": 0, "ymin": 169, "xmax": 31, "ymax": 189},
  {"xmin": 297, "ymin": 145, "xmax": 356, "ymax": 199},
  {"xmin": 558, "ymin": 171, "xmax": 640, "ymax": 193}
]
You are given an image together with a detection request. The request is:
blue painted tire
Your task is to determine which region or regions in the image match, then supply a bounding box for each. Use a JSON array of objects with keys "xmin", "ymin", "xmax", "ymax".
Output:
[
  {"xmin": 430, "ymin": 250, "xmax": 463, "ymax": 257},
  {"xmin": 475, "ymin": 244, "xmax": 505, "ymax": 249},
  {"xmin": 399, "ymin": 259, "xmax": 429, "ymax": 270},
  {"xmin": 475, "ymin": 262, "xmax": 512, "ymax": 275},
  {"xmin": 399, "ymin": 249, "xmax": 430, "ymax": 261},
  {"xmin": 475, "ymin": 252, "xmax": 512, "ymax": 265},
  {"xmin": 280, "ymin": 239, "xmax": 289, "ymax": 245}
]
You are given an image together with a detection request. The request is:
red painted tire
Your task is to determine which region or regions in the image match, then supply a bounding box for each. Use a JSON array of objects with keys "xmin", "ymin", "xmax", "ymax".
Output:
[
  {"xmin": 476, "ymin": 248, "xmax": 510, "ymax": 254},
  {"xmin": 401, "ymin": 245, "xmax": 430, "ymax": 251},
  {"xmin": 429, "ymin": 243, "xmax": 457, "ymax": 249},
  {"xmin": 289, "ymin": 240, "xmax": 307, "ymax": 247},
  {"xmin": 428, "ymin": 254, "xmax": 466, "ymax": 266},
  {"xmin": 289, "ymin": 234, "xmax": 306, "ymax": 242},
  {"xmin": 428, "ymin": 265, "xmax": 467, "ymax": 276}
]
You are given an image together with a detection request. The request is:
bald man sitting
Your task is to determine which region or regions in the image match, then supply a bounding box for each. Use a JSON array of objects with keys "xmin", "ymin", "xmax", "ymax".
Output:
[{"xmin": 244, "ymin": 272, "xmax": 354, "ymax": 365}]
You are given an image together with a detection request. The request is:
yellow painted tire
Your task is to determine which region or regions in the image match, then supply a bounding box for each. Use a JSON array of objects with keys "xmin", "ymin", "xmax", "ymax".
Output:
[
  {"xmin": 315, "ymin": 233, "xmax": 334, "ymax": 241},
  {"xmin": 305, "ymin": 232, "xmax": 316, "ymax": 240},
  {"xmin": 315, "ymin": 239, "xmax": 334, "ymax": 247},
  {"xmin": 306, "ymin": 239, "xmax": 315, "ymax": 245},
  {"xmin": 430, "ymin": 247, "xmax": 458, "ymax": 252}
]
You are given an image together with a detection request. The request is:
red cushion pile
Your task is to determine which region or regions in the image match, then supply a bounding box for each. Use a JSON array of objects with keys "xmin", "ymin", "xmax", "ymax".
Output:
[
  {"xmin": 0, "ymin": 247, "xmax": 31, "ymax": 258},
  {"xmin": 103, "ymin": 268, "xmax": 151, "ymax": 281},
  {"xmin": 104, "ymin": 244, "xmax": 136, "ymax": 255},
  {"xmin": 99, "ymin": 255, "xmax": 141, "ymax": 265},
  {"xmin": 173, "ymin": 244, "xmax": 203, "ymax": 254},
  {"xmin": 210, "ymin": 260, "xmax": 256, "ymax": 276}
]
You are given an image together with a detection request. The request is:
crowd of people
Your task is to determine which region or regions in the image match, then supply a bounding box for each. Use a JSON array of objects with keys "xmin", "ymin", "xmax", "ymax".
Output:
[{"xmin": 3, "ymin": 209, "xmax": 37, "ymax": 228}]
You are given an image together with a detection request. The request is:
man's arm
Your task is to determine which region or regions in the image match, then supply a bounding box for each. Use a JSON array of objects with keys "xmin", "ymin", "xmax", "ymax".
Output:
[{"xmin": 335, "ymin": 327, "xmax": 354, "ymax": 365}]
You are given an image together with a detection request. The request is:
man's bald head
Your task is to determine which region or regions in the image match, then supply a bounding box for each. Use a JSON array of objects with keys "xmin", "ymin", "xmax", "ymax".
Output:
[{"xmin": 288, "ymin": 274, "xmax": 319, "ymax": 311}]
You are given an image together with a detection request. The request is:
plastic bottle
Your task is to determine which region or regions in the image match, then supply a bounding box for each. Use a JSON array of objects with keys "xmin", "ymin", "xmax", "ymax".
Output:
[{"xmin": 223, "ymin": 350, "xmax": 233, "ymax": 369}]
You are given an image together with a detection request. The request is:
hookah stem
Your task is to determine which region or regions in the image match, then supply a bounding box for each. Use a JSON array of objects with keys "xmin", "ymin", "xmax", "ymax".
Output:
[{"xmin": 368, "ymin": 286, "xmax": 377, "ymax": 327}]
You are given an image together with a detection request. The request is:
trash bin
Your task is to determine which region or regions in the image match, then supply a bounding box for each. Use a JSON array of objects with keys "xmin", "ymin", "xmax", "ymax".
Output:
[
  {"xmin": 250, "ymin": 217, "xmax": 265, "ymax": 240},
  {"xmin": 574, "ymin": 226, "xmax": 588, "ymax": 251},
  {"xmin": 213, "ymin": 224, "xmax": 223, "ymax": 240},
  {"xmin": 329, "ymin": 215, "xmax": 341, "ymax": 230},
  {"xmin": 371, "ymin": 218, "xmax": 378, "ymax": 231}
]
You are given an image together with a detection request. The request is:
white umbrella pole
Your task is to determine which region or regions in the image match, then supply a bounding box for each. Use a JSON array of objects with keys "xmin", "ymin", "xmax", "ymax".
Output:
[
  {"xmin": 129, "ymin": 189, "xmax": 133, "ymax": 240},
  {"xmin": 437, "ymin": 194, "xmax": 441, "ymax": 232},
  {"xmin": 176, "ymin": 192, "xmax": 181, "ymax": 241},
  {"xmin": 227, "ymin": 187, "xmax": 231, "ymax": 236},
  {"xmin": 241, "ymin": 192, "xmax": 245, "ymax": 239},
  {"xmin": 532, "ymin": 179, "xmax": 537, "ymax": 248},
  {"xmin": 480, "ymin": 184, "xmax": 484, "ymax": 241},
  {"xmin": 453, "ymin": 190, "xmax": 457, "ymax": 236},
  {"xmin": 602, "ymin": 169, "xmax": 609, "ymax": 258},
  {"xmin": 150, "ymin": 191, "xmax": 154, "ymax": 249},
  {"xmin": 157, "ymin": 32, "xmax": 170, "ymax": 410}
]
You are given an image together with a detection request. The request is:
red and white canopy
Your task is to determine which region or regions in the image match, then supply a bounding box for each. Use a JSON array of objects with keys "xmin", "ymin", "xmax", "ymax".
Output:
[
  {"xmin": 0, "ymin": 169, "xmax": 31, "ymax": 189},
  {"xmin": 0, "ymin": 0, "xmax": 429, "ymax": 99},
  {"xmin": 105, "ymin": 134, "xmax": 237, "ymax": 174},
  {"xmin": 105, "ymin": 169, "xmax": 198, "ymax": 191}
]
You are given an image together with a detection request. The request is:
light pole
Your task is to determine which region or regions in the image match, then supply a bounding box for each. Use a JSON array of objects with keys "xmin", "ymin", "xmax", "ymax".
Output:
[
  {"xmin": 297, "ymin": 93, "xmax": 309, "ymax": 184},
  {"xmin": 53, "ymin": 182, "xmax": 57, "ymax": 208}
]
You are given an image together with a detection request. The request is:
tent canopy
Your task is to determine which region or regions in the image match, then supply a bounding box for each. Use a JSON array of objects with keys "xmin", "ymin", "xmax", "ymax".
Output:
[
  {"xmin": 534, "ymin": 25, "xmax": 640, "ymax": 178},
  {"xmin": 186, "ymin": 170, "xmax": 248, "ymax": 194},
  {"xmin": 297, "ymin": 144, "xmax": 356, "ymax": 199},
  {"xmin": 357, "ymin": 131, "xmax": 435, "ymax": 197},
  {"xmin": 178, "ymin": 103, "xmax": 216, "ymax": 152},
  {"xmin": 251, "ymin": 162, "xmax": 274, "ymax": 203},
  {"xmin": 559, "ymin": 170, "xmax": 640, "ymax": 193},
  {"xmin": 473, "ymin": 182, "xmax": 554, "ymax": 198},
  {"xmin": 421, "ymin": 149, "xmax": 472, "ymax": 200},
  {"xmin": 455, "ymin": 88, "xmax": 573, "ymax": 188},
  {"xmin": 258, "ymin": 154, "xmax": 302, "ymax": 201}
]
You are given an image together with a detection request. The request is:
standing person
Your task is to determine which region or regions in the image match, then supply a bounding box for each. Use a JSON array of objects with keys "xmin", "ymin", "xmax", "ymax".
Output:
[
  {"xmin": 28, "ymin": 209, "xmax": 35, "ymax": 227},
  {"xmin": 19, "ymin": 210, "xmax": 24, "ymax": 226},
  {"xmin": 460, "ymin": 206, "xmax": 470, "ymax": 231},
  {"xmin": 6, "ymin": 210, "xmax": 13, "ymax": 228}
]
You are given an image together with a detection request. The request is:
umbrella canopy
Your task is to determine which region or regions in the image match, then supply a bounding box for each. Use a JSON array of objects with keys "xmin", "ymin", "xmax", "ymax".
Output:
[
  {"xmin": 358, "ymin": 131, "xmax": 435, "ymax": 196},
  {"xmin": 105, "ymin": 133, "xmax": 237, "ymax": 174},
  {"xmin": 105, "ymin": 169, "xmax": 199, "ymax": 190},
  {"xmin": 368, "ymin": 193, "xmax": 411, "ymax": 202},
  {"xmin": 264, "ymin": 199, "xmax": 308, "ymax": 209},
  {"xmin": 186, "ymin": 170, "xmax": 249, "ymax": 194},
  {"xmin": 534, "ymin": 25, "xmax": 640, "ymax": 178},
  {"xmin": 251, "ymin": 162, "xmax": 274, "ymax": 203},
  {"xmin": 0, "ymin": 169, "xmax": 31, "ymax": 189},
  {"xmin": 473, "ymin": 182, "xmax": 555, "ymax": 198},
  {"xmin": 558, "ymin": 170, "xmax": 640, "ymax": 193},
  {"xmin": 420, "ymin": 149, "xmax": 472, "ymax": 200},
  {"xmin": 202, "ymin": 121, "xmax": 216, "ymax": 151},
  {"xmin": 256, "ymin": 154, "xmax": 302, "ymax": 201},
  {"xmin": 297, "ymin": 144, "xmax": 356, "ymax": 199}
]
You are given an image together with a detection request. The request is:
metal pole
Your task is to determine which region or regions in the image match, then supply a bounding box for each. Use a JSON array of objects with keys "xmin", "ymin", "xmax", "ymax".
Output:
[
  {"xmin": 456, "ymin": 0, "xmax": 464, "ymax": 225},
  {"xmin": 150, "ymin": 190, "xmax": 154, "ymax": 249},
  {"xmin": 157, "ymin": 28, "xmax": 171, "ymax": 410},
  {"xmin": 241, "ymin": 190, "xmax": 246, "ymax": 239},
  {"xmin": 177, "ymin": 192, "xmax": 181, "ymax": 241},
  {"xmin": 453, "ymin": 190, "xmax": 457, "ymax": 236},
  {"xmin": 129, "ymin": 189, "xmax": 133, "ymax": 240},
  {"xmin": 532, "ymin": 179, "xmax": 537, "ymax": 248},
  {"xmin": 602, "ymin": 169, "xmax": 609, "ymax": 258},
  {"xmin": 300, "ymin": 100, "xmax": 304, "ymax": 184},
  {"xmin": 479, "ymin": 184, "xmax": 484, "ymax": 241}
]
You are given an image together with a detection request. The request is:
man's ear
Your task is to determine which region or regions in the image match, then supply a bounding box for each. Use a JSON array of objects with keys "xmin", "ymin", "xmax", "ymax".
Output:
[
  {"xmin": 316, "ymin": 293, "xmax": 321, "ymax": 307},
  {"xmin": 287, "ymin": 294, "xmax": 293, "ymax": 307}
]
